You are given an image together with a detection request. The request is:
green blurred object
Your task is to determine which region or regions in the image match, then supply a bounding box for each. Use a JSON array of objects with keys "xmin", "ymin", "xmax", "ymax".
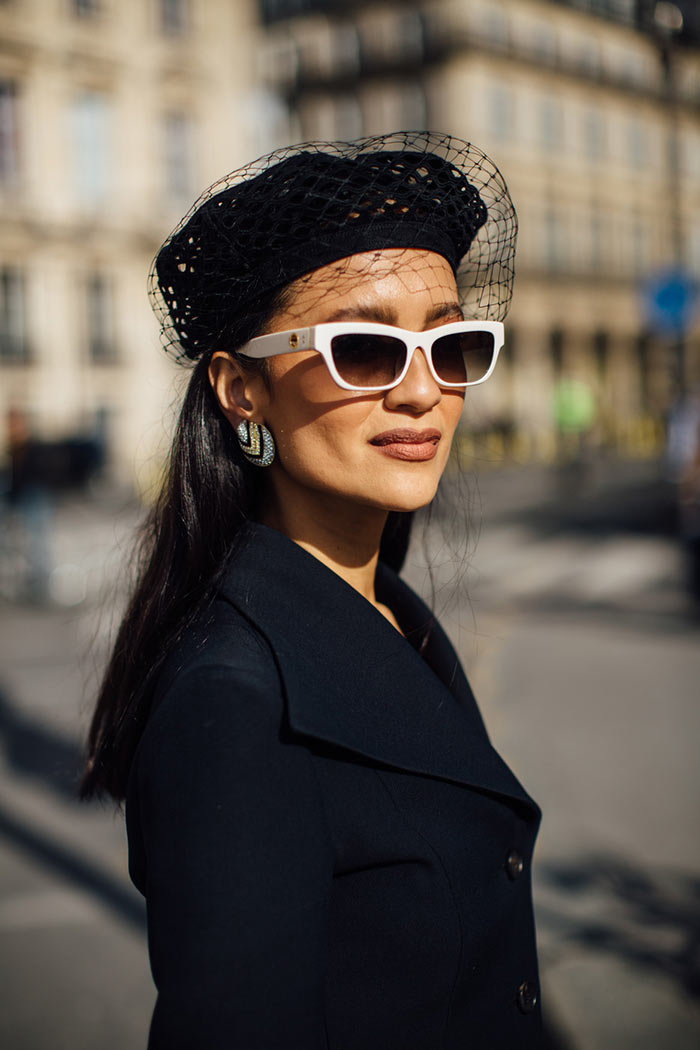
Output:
[{"xmin": 553, "ymin": 378, "xmax": 597, "ymax": 434}]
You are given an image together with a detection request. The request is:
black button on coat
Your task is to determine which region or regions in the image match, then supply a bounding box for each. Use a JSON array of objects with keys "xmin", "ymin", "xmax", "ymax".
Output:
[{"xmin": 126, "ymin": 523, "xmax": 543, "ymax": 1049}]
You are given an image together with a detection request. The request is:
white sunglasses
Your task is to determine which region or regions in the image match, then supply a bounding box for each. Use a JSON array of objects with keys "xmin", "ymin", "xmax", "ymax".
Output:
[{"xmin": 238, "ymin": 320, "xmax": 505, "ymax": 392}]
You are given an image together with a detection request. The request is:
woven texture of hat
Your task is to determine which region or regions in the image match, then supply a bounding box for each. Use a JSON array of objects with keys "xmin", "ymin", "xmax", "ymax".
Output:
[{"xmin": 151, "ymin": 131, "xmax": 518, "ymax": 361}]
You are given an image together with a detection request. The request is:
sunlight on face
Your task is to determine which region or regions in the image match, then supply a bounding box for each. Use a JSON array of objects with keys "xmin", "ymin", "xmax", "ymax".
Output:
[{"xmin": 252, "ymin": 249, "xmax": 466, "ymax": 522}]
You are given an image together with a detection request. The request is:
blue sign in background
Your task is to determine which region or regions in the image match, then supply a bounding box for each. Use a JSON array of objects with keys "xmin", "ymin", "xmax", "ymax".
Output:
[{"xmin": 643, "ymin": 268, "xmax": 700, "ymax": 335}]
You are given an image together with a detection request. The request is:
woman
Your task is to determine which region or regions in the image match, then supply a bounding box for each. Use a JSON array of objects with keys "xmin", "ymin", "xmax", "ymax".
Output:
[{"xmin": 82, "ymin": 132, "xmax": 542, "ymax": 1049}]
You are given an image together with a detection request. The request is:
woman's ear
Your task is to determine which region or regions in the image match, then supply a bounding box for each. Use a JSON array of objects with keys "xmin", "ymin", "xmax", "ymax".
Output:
[{"xmin": 208, "ymin": 352, "xmax": 267, "ymax": 428}]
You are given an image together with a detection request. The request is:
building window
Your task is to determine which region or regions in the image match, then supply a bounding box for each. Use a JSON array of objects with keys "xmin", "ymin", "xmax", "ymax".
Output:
[
  {"xmin": 544, "ymin": 208, "xmax": 565, "ymax": 271},
  {"xmin": 689, "ymin": 219, "xmax": 700, "ymax": 278},
  {"xmin": 242, "ymin": 87, "xmax": 293, "ymax": 155},
  {"xmin": 397, "ymin": 9, "xmax": 424, "ymax": 62},
  {"xmin": 514, "ymin": 204, "xmax": 536, "ymax": 269},
  {"xmin": 590, "ymin": 207, "xmax": 602, "ymax": 269},
  {"xmin": 260, "ymin": 0, "xmax": 324, "ymax": 20},
  {"xmin": 73, "ymin": 0, "xmax": 100, "ymax": 17},
  {"xmin": 160, "ymin": 0, "xmax": 188, "ymax": 36},
  {"xmin": 0, "ymin": 80, "xmax": 19, "ymax": 185},
  {"xmin": 627, "ymin": 116, "xmax": 646, "ymax": 168},
  {"xmin": 539, "ymin": 97, "xmax": 562, "ymax": 151},
  {"xmin": 682, "ymin": 129, "xmax": 700, "ymax": 180},
  {"xmin": 593, "ymin": 329, "xmax": 609, "ymax": 378},
  {"xmin": 576, "ymin": 39, "xmax": 600, "ymax": 77},
  {"xmin": 86, "ymin": 273, "xmax": 116, "ymax": 363},
  {"xmin": 582, "ymin": 105, "xmax": 605, "ymax": 160},
  {"xmin": 480, "ymin": 7, "xmax": 509, "ymax": 48},
  {"xmin": 573, "ymin": 0, "xmax": 635, "ymax": 20},
  {"xmin": 608, "ymin": 0, "xmax": 635, "ymax": 24},
  {"xmin": 258, "ymin": 32, "xmax": 299, "ymax": 89},
  {"xmin": 362, "ymin": 82, "xmax": 426, "ymax": 138},
  {"xmin": 550, "ymin": 327, "xmax": 565, "ymax": 375},
  {"xmin": 360, "ymin": 7, "xmax": 424, "ymax": 67},
  {"xmin": 332, "ymin": 23, "xmax": 360, "ymax": 75},
  {"xmin": 398, "ymin": 82, "xmax": 427, "ymax": 130},
  {"xmin": 618, "ymin": 52, "xmax": 649, "ymax": 90},
  {"xmin": 531, "ymin": 22, "xmax": 557, "ymax": 65},
  {"xmin": 489, "ymin": 84, "xmax": 514, "ymax": 142},
  {"xmin": 636, "ymin": 333, "xmax": 650, "ymax": 410},
  {"xmin": 0, "ymin": 267, "xmax": 28, "ymax": 363},
  {"xmin": 70, "ymin": 90, "xmax": 111, "ymax": 203},
  {"xmin": 163, "ymin": 111, "xmax": 194, "ymax": 201},
  {"xmin": 631, "ymin": 214, "xmax": 649, "ymax": 278},
  {"xmin": 334, "ymin": 95, "xmax": 363, "ymax": 140},
  {"xmin": 299, "ymin": 95, "xmax": 335, "ymax": 141}
]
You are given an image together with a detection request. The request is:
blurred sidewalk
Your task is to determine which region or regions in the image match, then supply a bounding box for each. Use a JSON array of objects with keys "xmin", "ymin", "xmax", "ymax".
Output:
[
  {"xmin": 0, "ymin": 454, "xmax": 681, "ymax": 609},
  {"xmin": 0, "ymin": 491, "xmax": 153, "ymax": 1050},
  {"xmin": 1, "ymin": 459, "xmax": 698, "ymax": 1049}
]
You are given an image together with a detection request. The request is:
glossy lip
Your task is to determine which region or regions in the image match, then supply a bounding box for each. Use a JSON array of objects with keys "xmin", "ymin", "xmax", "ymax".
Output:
[{"xmin": 369, "ymin": 428, "xmax": 441, "ymax": 462}]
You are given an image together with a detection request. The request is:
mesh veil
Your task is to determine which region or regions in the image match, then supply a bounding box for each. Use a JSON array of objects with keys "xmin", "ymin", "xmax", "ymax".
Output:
[{"xmin": 150, "ymin": 131, "xmax": 518, "ymax": 363}]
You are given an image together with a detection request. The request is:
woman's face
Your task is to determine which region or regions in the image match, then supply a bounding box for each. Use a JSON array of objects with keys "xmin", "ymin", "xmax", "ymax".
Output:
[{"xmin": 218, "ymin": 248, "xmax": 466, "ymax": 521}]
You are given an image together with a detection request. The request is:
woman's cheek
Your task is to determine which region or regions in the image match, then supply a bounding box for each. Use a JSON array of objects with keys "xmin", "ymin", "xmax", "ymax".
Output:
[{"xmin": 273, "ymin": 422, "xmax": 347, "ymax": 480}]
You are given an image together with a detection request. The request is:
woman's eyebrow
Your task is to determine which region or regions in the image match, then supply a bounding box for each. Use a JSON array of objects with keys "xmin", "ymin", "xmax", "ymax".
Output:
[
  {"xmin": 321, "ymin": 304, "xmax": 397, "ymax": 324},
  {"xmin": 426, "ymin": 301, "xmax": 464, "ymax": 323},
  {"xmin": 319, "ymin": 301, "xmax": 464, "ymax": 326}
]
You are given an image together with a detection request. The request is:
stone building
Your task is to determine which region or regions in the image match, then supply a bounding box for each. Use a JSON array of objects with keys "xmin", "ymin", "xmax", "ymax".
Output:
[
  {"xmin": 258, "ymin": 0, "xmax": 700, "ymax": 461},
  {"xmin": 0, "ymin": 0, "xmax": 264, "ymax": 489},
  {"xmin": 1, "ymin": 0, "xmax": 698, "ymax": 484}
]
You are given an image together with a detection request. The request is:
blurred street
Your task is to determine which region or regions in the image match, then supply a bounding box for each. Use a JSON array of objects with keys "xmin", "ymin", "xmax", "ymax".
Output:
[{"xmin": 1, "ymin": 457, "xmax": 699, "ymax": 1049}]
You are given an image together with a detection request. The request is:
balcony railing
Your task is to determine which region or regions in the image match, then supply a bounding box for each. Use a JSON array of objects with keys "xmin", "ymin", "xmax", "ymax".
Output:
[{"xmin": 263, "ymin": 4, "xmax": 699, "ymax": 110}]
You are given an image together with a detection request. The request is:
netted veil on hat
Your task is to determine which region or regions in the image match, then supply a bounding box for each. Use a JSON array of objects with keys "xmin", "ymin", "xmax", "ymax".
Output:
[{"xmin": 150, "ymin": 131, "xmax": 518, "ymax": 362}]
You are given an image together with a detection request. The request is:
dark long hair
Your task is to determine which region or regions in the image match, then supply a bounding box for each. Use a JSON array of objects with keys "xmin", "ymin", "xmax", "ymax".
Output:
[{"xmin": 80, "ymin": 293, "xmax": 413, "ymax": 803}]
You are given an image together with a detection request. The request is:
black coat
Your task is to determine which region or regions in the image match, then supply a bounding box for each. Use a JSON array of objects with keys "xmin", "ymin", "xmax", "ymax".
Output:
[{"xmin": 127, "ymin": 522, "xmax": 543, "ymax": 1049}]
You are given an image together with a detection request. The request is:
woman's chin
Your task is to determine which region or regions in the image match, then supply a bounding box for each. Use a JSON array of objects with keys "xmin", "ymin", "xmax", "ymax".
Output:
[{"xmin": 373, "ymin": 481, "xmax": 441, "ymax": 514}]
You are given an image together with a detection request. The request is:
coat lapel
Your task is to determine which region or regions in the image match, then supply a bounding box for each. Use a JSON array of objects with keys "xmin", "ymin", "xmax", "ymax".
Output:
[
  {"xmin": 219, "ymin": 523, "xmax": 539, "ymax": 817},
  {"xmin": 374, "ymin": 561, "xmax": 489, "ymax": 737}
]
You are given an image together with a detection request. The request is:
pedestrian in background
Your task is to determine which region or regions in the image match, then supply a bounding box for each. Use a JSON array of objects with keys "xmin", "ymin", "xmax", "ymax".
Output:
[
  {"xmin": 81, "ymin": 132, "xmax": 542, "ymax": 1049},
  {"xmin": 552, "ymin": 373, "xmax": 597, "ymax": 494},
  {"xmin": 2, "ymin": 407, "xmax": 54, "ymax": 602}
]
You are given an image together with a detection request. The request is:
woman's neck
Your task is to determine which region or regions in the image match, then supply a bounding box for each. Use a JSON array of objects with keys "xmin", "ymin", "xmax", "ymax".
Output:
[{"xmin": 258, "ymin": 488, "xmax": 387, "ymax": 607}]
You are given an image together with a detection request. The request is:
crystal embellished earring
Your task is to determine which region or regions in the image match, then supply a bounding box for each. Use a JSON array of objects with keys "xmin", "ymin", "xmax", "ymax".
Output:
[{"xmin": 236, "ymin": 419, "xmax": 275, "ymax": 467}]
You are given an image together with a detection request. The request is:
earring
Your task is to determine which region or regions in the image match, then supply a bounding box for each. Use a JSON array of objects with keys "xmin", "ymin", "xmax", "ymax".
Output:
[{"xmin": 236, "ymin": 419, "xmax": 275, "ymax": 467}]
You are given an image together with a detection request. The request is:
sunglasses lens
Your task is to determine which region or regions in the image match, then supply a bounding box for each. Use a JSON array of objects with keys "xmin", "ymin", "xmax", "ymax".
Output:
[
  {"xmin": 330, "ymin": 334, "xmax": 407, "ymax": 389},
  {"xmin": 432, "ymin": 330, "xmax": 495, "ymax": 385}
]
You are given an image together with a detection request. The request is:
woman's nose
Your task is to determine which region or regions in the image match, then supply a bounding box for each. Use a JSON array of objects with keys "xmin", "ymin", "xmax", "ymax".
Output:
[{"xmin": 384, "ymin": 346, "xmax": 441, "ymax": 414}]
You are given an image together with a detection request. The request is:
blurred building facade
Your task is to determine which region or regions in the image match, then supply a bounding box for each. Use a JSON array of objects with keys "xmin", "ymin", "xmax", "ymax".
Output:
[
  {"xmin": 259, "ymin": 0, "xmax": 700, "ymax": 461},
  {"xmin": 1, "ymin": 0, "xmax": 699, "ymax": 485},
  {"xmin": 0, "ymin": 0, "xmax": 266, "ymax": 489}
]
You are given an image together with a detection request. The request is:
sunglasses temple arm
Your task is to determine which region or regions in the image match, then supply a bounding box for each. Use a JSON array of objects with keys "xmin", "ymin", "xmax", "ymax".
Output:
[{"xmin": 238, "ymin": 329, "xmax": 312, "ymax": 359}]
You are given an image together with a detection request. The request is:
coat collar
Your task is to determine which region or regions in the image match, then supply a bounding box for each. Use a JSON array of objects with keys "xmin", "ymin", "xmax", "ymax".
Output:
[{"xmin": 218, "ymin": 522, "xmax": 539, "ymax": 817}]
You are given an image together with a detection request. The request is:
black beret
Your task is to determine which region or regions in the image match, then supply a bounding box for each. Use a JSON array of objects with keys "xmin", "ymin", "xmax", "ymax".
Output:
[{"xmin": 151, "ymin": 132, "xmax": 517, "ymax": 360}]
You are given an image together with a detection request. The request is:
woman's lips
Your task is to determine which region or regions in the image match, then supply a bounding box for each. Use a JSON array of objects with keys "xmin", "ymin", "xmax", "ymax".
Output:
[{"xmin": 369, "ymin": 428, "xmax": 441, "ymax": 462}]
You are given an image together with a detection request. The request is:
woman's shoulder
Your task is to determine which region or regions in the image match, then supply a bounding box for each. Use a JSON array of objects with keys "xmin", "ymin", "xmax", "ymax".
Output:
[
  {"xmin": 144, "ymin": 596, "xmax": 283, "ymax": 743},
  {"xmin": 125, "ymin": 597, "xmax": 315, "ymax": 896}
]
